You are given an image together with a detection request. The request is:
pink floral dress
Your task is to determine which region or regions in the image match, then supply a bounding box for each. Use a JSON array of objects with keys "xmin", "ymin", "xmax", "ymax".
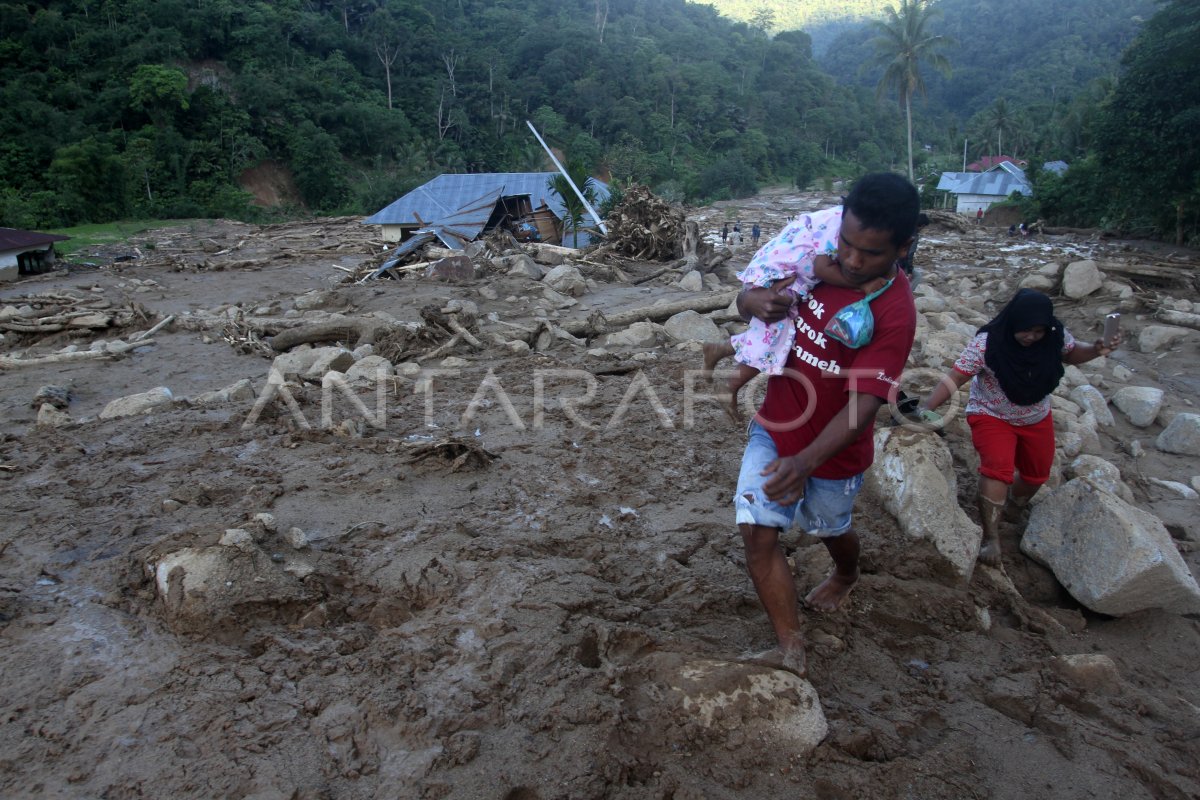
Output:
[{"xmin": 731, "ymin": 206, "xmax": 842, "ymax": 375}]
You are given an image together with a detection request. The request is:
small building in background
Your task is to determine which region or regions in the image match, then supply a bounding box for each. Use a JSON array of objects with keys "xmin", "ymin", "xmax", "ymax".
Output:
[
  {"xmin": 936, "ymin": 162, "xmax": 1033, "ymax": 216},
  {"xmin": 0, "ymin": 228, "xmax": 70, "ymax": 282}
]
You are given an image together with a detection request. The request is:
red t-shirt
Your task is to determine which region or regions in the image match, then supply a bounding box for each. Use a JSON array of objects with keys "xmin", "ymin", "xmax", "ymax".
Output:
[{"xmin": 755, "ymin": 271, "xmax": 917, "ymax": 479}]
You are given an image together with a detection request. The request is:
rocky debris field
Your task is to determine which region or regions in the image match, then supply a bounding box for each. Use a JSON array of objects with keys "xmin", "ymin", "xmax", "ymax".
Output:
[{"xmin": 1, "ymin": 189, "xmax": 1199, "ymax": 800}]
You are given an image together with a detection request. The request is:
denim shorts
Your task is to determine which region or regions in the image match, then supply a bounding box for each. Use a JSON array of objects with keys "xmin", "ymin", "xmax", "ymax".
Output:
[{"xmin": 734, "ymin": 421, "xmax": 863, "ymax": 537}]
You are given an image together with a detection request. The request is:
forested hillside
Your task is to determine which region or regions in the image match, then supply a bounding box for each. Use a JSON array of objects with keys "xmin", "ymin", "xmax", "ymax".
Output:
[
  {"xmin": 0, "ymin": 0, "xmax": 905, "ymax": 228},
  {"xmin": 0, "ymin": 0, "xmax": 1195, "ymax": 243},
  {"xmin": 819, "ymin": 0, "xmax": 1155, "ymax": 121}
]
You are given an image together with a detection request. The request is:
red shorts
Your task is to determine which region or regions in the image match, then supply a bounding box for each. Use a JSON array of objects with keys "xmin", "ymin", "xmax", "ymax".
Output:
[{"xmin": 967, "ymin": 413, "xmax": 1054, "ymax": 486}]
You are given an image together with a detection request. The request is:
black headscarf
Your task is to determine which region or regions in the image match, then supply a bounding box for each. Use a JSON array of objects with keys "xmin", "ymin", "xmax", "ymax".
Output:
[{"xmin": 980, "ymin": 289, "xmax": 1065, "ymax": 406}]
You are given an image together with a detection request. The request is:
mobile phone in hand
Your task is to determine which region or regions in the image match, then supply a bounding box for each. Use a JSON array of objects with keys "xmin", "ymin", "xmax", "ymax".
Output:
[{"xmin": 1103, "ymin": 313, "xmax": 1120, "ymax": 348}]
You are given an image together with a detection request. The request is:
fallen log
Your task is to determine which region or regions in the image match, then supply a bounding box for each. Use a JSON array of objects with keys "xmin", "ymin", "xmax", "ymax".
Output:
[
  {"xmin": 0, "ymin": 339, "xmax": 157, "ymax": 368},
  {"xmin": 131, "ymin": 314, "xmax": 175, "ymax": 342},
  {"xmin": 558, "ymin": 290, "xmax": 738, "ymax": 337},
  {"xmin": 175, "ymin": 314, "xmax": 302, "ymax": 336},
  {"xmin": 1155, "ymin": 308, "xmax": 1200, "ymax": 331},
  {"xmin": 632, "ymin": 267, "xmax": 674, "ymax": 285},
  {"xmin": 269, "ymin": 318, "xmax": 389, "ymax": 351},
  {"xmin": 1097, "ymin": 261, "xmax": 1200, "ymax": 291},
  {"xmin": 1038, "ymin": 225, "xmax": 1101, "ymax": 236}
]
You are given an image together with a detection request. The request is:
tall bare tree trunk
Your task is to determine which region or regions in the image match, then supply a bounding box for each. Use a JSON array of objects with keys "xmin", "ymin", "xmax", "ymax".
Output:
[
  {"xmin": 905, "ymin": 91, "xmax": 914, "ymax": 181},
  {"xmin": 594, "ymin": 0, "xmax": 609, "ymax": 43}
]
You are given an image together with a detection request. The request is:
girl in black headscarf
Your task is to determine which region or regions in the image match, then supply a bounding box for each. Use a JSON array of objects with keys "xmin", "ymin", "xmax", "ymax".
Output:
[{"xmin": 919, "ymin": 289, "xmax": 1119, "ymax": 566}]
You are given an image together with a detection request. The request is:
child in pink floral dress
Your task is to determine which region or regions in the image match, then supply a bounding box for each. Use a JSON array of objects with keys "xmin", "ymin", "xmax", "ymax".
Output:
[{"xmin": 703, "ymin": 205, "xmax": 886, "ymax": 417}]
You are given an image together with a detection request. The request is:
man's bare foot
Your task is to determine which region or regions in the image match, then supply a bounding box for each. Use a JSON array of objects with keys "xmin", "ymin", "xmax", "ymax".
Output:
[
  {"xmin": 978, "ymin": 536, "xmax": 1001, "ymax": 566},
  {"xmin": 741, "ymin": 646, "xmax": 807, "ymax": 678},
  {"xmin": 804, "ymin": 569, "xmax": 859, "ymax": 611}
]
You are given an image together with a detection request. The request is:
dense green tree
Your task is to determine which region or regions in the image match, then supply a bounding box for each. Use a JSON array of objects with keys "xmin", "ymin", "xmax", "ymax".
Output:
[{"xmin": 1091, "ymin": 0, "xmax": 1199, "ymax": 243}]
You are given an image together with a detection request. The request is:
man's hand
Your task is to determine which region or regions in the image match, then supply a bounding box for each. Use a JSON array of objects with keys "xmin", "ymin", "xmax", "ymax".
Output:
[
  {"xmin": 761, "ymin": 453, "xmax": 814, "ymax": 505},
  {"xmin": 738, "ymin": 276, "xmax": 796, "ymax": 324}
]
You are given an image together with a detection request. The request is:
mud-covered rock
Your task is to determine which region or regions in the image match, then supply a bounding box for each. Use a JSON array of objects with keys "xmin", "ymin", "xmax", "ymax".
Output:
[
  {"xmin": 864, "ymin": 427, "xmax": 980, "ymax": 581},
  {"xmin": 1022, "ymin": 478, "xmax": 1200, "ymax": 615},
  {"xmin": 149, "ymin": 544, "xmax": 321, "ymax": 634},
  {"xmin": 100, "ymin": 386, "xmax": 174, "ymax": 419}
]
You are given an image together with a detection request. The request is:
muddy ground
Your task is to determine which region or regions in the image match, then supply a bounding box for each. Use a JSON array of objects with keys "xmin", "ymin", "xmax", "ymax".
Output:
[{"xmin": 1, "ymin": 189, "xmax": 1199, "ymax": 799}]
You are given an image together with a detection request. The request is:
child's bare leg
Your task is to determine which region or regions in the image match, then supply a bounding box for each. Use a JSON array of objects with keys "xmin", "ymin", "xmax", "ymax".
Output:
[
  {"xmin": 722, "ymin": 363, "xmax": 760, "ymax": 421},
  {"xmin": 702, "ymin": 341, "xmax": 735, "ymax": 377}
]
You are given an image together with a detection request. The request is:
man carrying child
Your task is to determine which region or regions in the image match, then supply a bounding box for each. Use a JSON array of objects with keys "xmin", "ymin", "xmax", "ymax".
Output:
[{"xmin": 731, "ymin": 172, "xmax": 920, "ymax": 678}]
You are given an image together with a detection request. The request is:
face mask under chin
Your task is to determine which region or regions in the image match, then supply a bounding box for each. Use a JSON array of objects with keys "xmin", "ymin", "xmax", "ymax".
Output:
[{"xmin": 822, "ymin": 277, "xmax": 894, "ymax": 349}]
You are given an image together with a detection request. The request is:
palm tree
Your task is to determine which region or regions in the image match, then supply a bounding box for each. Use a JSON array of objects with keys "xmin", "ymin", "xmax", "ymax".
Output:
[
  {"xmin": 871, "ymin": 0, "xmax": 952, "ymax": 181},
  {"xmin": 984, "ymin": 98, "xmax": 1012, "ymax": 157},
  {"xmin": 548, "ymin": 161, "xmax": 598, "ymax": 247}
]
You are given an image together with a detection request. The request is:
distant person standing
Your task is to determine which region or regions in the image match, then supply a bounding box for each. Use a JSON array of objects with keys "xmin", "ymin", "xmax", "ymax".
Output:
[
  {"xmin": 976, "ymin": 208, "xmax": 984, "ymax": 225},
  {"xmin": 733, "ymin": 222, "xmax": 742, "ymax": 244},
  {"xmin": 722, "ymin": 222, "xmax": 729, "ymax": 244},
  {"xmin": 751, "ymin": 222, "xmax": 761, "ymax": 247}
]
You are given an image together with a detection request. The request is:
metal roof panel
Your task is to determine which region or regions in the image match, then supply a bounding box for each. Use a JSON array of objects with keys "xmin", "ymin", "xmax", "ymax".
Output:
[{"xmin": 363, "ymin": 172, "xmax": 609, "ymax": 226}]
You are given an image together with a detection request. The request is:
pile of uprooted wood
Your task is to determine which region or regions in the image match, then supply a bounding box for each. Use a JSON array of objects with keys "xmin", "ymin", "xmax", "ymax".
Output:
[
  {"xmin": 924, "ymin": 209, "xmax": 973, "ymax": 233},
  {"xmin": 593, "ymin": 185, "xmax": 685, "ymax": 262},
  {"xmin": 0, "ymin": 292, "xmax": 150, "ymax": 335}
]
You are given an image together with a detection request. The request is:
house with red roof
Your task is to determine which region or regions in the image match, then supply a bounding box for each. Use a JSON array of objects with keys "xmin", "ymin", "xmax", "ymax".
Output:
[{"xmin": 966, "ymin": 155, "xmax": 1028, "ymax": 172}]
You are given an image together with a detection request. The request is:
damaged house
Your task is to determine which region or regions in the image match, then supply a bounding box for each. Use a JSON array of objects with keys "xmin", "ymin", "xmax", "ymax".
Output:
[
  {"xmin": 363, "ymin": 172, "xmax": 610, "ymax": 252},
  {"xmin": 0, "ymin": 228, "xmax": 70, "ymax": 282}
]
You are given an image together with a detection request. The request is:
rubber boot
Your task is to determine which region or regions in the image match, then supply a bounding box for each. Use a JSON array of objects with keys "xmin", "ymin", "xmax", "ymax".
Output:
[{"xmin": 977, "ymin": 495, "xmax": 1005, "ymax": 567}]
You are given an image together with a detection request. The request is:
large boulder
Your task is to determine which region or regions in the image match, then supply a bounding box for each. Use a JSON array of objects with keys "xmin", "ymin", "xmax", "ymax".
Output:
[
  {"xmin": 1021, "ymin": 479, "xmax": 1200, "ymax": 616},
  {"xmin": 345, "ymin": 355, "xmax": 395, "ymax": 384},
  {"xmin": 192, "ymin": 378, "xmax": 256, "ymax": 406},
  {"xmin": 36, "ymin": 403, "xmax": 74, "ymax": 428},
  {"xmin": 1137, "ymin": 324, "xmax": 1191, "ymax": 353},
  {"xmin": 632, "ymin": 654, "xmax": 828, "ymax": 756},
  {"xmin": 1018, "ymin": 274, "xmax": 1057, "ymax": 293},
  {"xmin": 531, "ymin": 242, "xmax": 574, "ymax": 266},
  {"xmin": 1065, "ymin": 454, "xmax": 1133, "ymax": 502},
  {"xmin": 602, "ymin": 321, "xmax": 661, "ymax": 348},
  {"xmin": 678, "ymin": 270, "xmax": 704, "ymax": 292},
  {"xmin": 302, "ymin": 347, "xmax": 356, "ymax": 383},
  {"xmin": 1061, "ymin": 260, "xmax": 1104, "ymax": 299},
  {"xmin": 662, "ymin": 310, "xmax": 725, "ymax": 344},
  {"xmin": 914, "ymin": 329, "xmax": 972, "ymax": 369},
  {"xmin": 1068, "ymin": 384, "xmax": 1114, "ymax": 426},
  {"xmin": 1111, "ymin": 386, "xmax": 1164, "ymax": 428},
  {"xmin": 542, "ymin": 264, "xmax": 588, "ymax": 297},
  {"xmin": 100, "ymin": 386, "xmax": 174, "ymax": 419},
  {"xmin": 864, "ymin": 427, "xmax": 980, "ymax": 581},
  {"xmin": 500, "ymin": 254, "xmax": 544, "ymax": 280},
  {"xmin": 149, "ymin": 544, "xmax": 321, "ymax": 634},
  {"xmin": 1156, "ymin": 413, "xmax": 1200, "ymax": 456},
  {"xmin": 914, "ymin": 295, "xmax": 947, "ymax": 313}
]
